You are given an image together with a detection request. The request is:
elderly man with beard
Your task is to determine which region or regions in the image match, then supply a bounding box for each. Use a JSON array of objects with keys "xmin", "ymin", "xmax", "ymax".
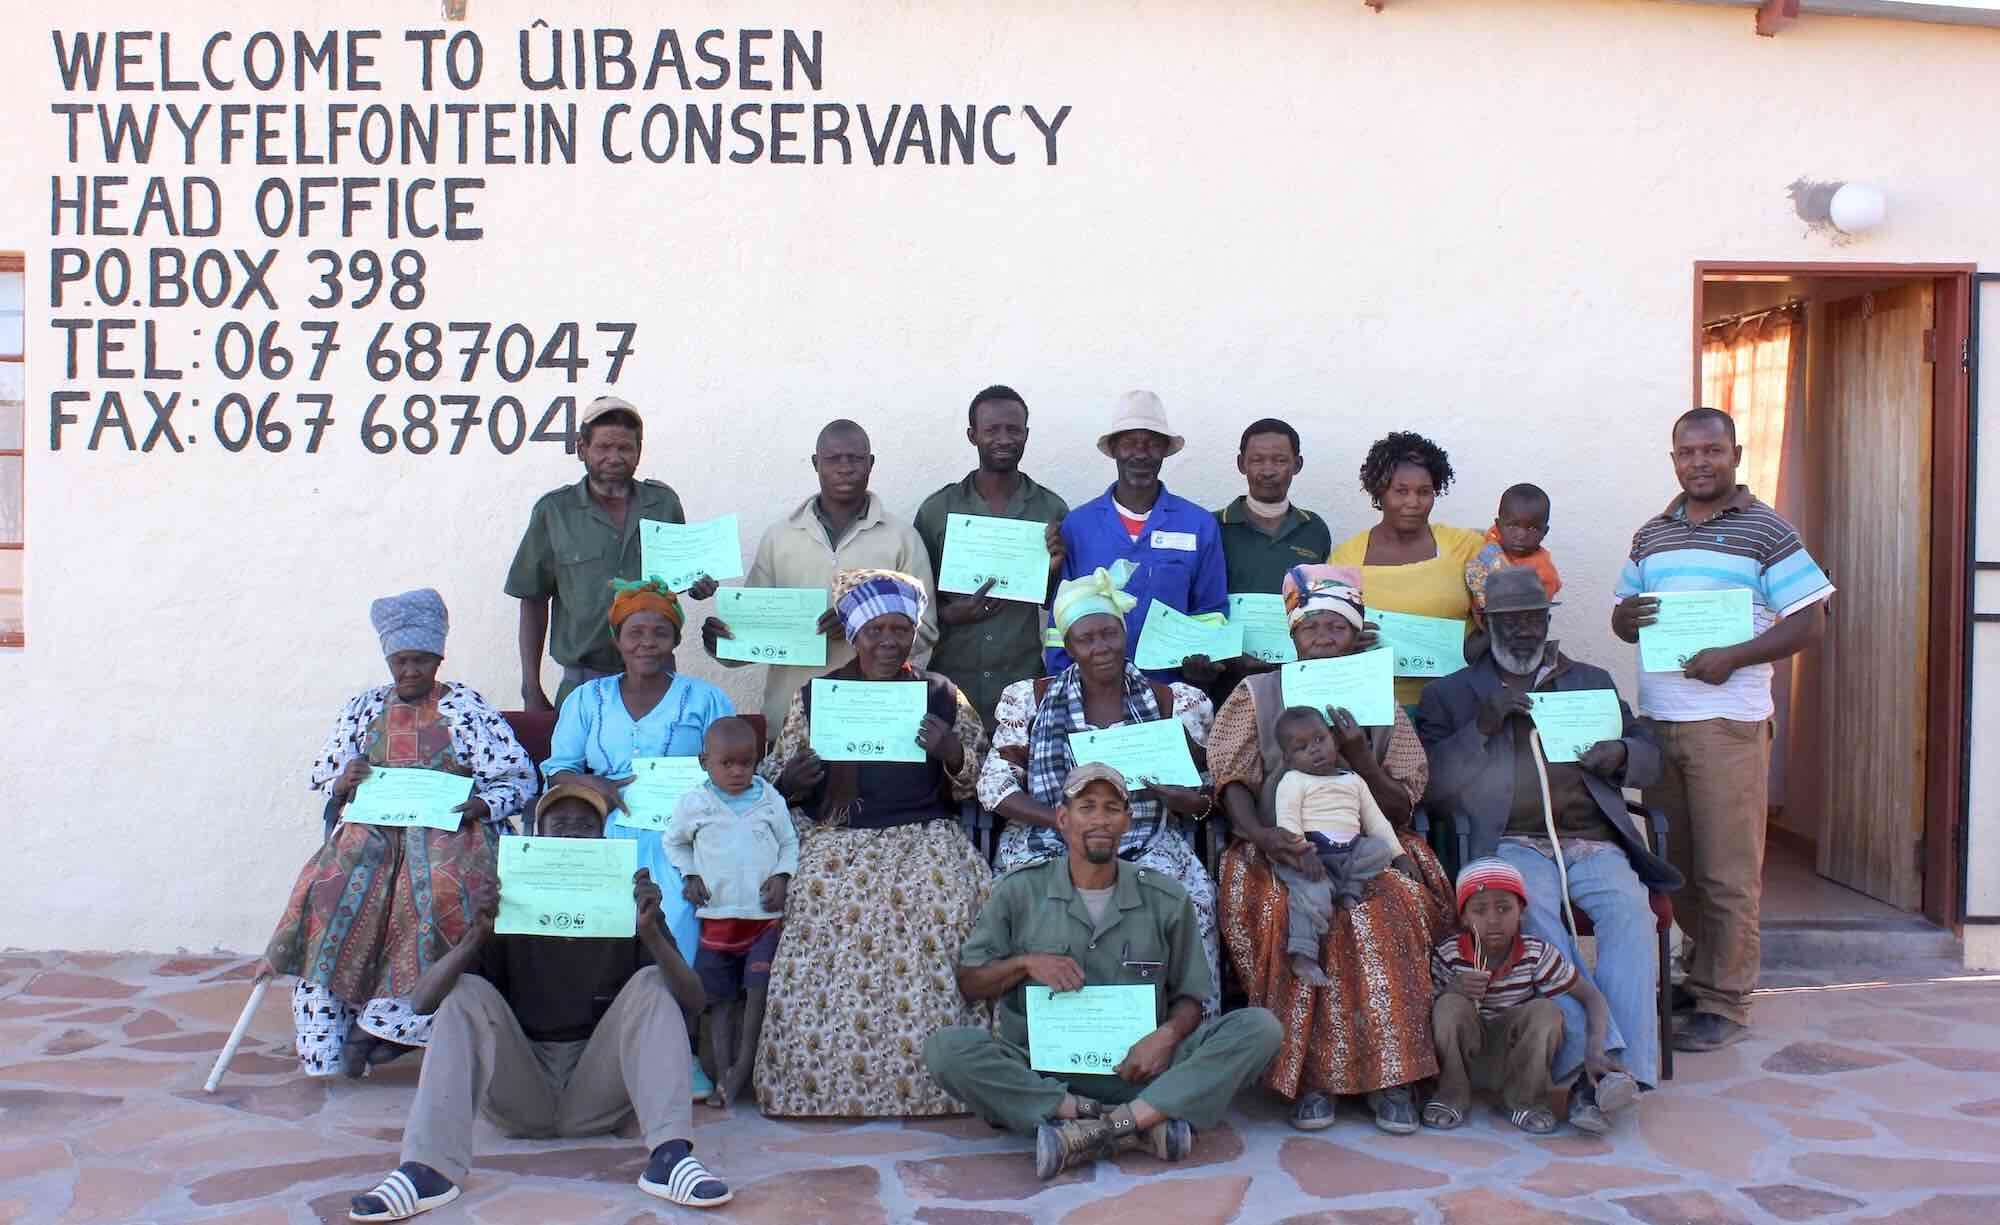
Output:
[
  {"xmin": 1415, "ymin": 568, "xmax": 1681, "ymax": 1135},
  {"xmin": 926, "ymin": 763, "xmax": 1280, "ymax": 1181}
]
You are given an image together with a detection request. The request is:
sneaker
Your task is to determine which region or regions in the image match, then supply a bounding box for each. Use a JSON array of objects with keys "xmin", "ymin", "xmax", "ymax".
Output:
[
  {"xmin": 1125, "ymin": 1118, "xmax": 1194, "ymax": 1162},
  {"xmin": 1673, "ymin": 1013, "xmax": 1750, "ymax": 1052},
  {"xmin": 1593, "ymin": 1070, "xmax": 1639, "ymax": 1116},
  {"xmin": 1290, "ymin": 1090, "xmax": 1337, "ymax": 1131},
  {"xmin": 1567, "ymin": 1080, "xmax": 1608, "ymax": 1136},
  {"xmin": 348, "ymin": 1163, "xmax": 458, "ymax": 1222},
  {"xmin": 1369, "ymin": 1084, "xmax": 1418, "ymax": 1136},
  {"xmin": 638, "ymin": 1142, "xmax": 732, "ymax": 1209},
  {"xmin": 1034, "ymin": 1118, "xmax": 1119, "ymax": 1180}
]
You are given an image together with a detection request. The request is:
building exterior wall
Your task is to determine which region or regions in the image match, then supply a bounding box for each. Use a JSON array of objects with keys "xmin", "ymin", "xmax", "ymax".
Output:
[{"xmin": 2, "ymin": 0, "xmax": 1998, "ymax": 954}]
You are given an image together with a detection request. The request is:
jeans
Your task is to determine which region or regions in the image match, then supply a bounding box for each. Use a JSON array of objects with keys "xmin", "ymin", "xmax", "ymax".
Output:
[{"xmin": 1496, "ymin": 839, "xmax": 1659, "ymax": 1088}]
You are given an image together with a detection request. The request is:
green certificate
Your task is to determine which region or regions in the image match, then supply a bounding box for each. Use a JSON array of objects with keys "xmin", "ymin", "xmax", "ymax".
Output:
[
  {"xmin": 495, "ymin": 835, "xmax": 638, "ymax": 938},
  {"xmin": 1067, "ymin": 718, "xmax": 1202, "ymax": 789},
  {"xmin": 639, "ymin": 514, "xmax": 745, "ymax": 592},
  {"xmin": 937, "ymin": 514, "xmax": 1051, "ymax": 604},
  {"xmin": 1528, "ymin": 690, "xmax": 1624, "ymax": 763},
  {"xmin": 1638, "ymin": 589, "xmax": 1755, "ymax": 673},
  {"xmin": 714, "ymin": 587, "xmax": 829, "ymax": 667},
  {"xmin": 1026, "ymin": 984, "xmax": 1159, "ymax": 1073},
  {"xmin": 1279, "ymin": 649, "xmax": 1396, "ymax": 727},
  {"xmin": 1229, "ymin": 593, "xmax": 1297, "ymax": 664},
  {"xmin": 1366, "ymin": 607, "xmax": 1467, "ymax": 677},
  {"xmin": 617, "ymin": 756, "xmax": 710, "ymax": 831},
  {"xmin": 342, "ymin": 767, "xmax": 474, "ymax": 831},
  {"xmin": 809, "ymin": 678, "xmax": 928, "ymax": 763},
  {"xmin": 1132, "ymin": 601, "xmax": 1244, "ymax": 671}
]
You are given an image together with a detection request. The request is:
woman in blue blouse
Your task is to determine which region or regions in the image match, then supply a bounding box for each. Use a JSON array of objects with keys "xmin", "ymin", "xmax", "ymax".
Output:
[{"xmin": 544, "ymin": 579, "xmax": 735, "ymax": 1094}]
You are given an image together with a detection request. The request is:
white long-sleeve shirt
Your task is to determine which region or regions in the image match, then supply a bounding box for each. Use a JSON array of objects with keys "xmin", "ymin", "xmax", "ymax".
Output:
[{"xmin": 663, "ymin": 778, "xmax": 800, "ymax": 920}]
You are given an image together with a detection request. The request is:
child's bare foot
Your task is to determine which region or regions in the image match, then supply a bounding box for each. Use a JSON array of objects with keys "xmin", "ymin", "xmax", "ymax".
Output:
[{"xmin": 1290, "ymin": 954, "xmax": 1330, "ymax": 986}]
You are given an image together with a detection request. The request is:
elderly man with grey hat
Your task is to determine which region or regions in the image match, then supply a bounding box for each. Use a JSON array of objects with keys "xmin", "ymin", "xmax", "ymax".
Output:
[
  {"xmin": 1414, "ymin": 567, "xmax": 1679, "ymax": 1134},
  {"xmin": 1046, "ymin": 391, "xmax": 1228, "ymax": 685},
  {"xmin": 257, "ymin": 588, "xmax": 539, "ymax": 1080}
]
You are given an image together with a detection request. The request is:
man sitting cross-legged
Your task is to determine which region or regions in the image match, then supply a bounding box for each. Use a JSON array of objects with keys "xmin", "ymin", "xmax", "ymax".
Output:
[
  {"xmin": 345, "ymin": 783, "xmax": 731, "ymax": 1220},
  {"xmin": 925, "ymin": 763, "xmax": 1281, "ymax": 1181}
]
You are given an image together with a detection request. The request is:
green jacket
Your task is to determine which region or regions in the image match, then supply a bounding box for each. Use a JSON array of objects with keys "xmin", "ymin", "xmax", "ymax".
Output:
[{"xmin": 505, "ymin": 477, "xmax": 685, "ymax": 673}]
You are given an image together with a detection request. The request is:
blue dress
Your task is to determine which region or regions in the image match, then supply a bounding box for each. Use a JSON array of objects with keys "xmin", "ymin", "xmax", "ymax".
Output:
[{"xmin": 544, "ymin": 672, "xmax": 736, "ymax": 974}]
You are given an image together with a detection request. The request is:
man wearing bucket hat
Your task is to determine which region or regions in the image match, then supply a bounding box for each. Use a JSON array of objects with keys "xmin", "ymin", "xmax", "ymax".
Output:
[
  {"xmin": 506, "ymin": 395, "xmax": 720, "ymax": 712},
  {"xmin": 1047, "ymin": 391, "xmax": 1228, "ymax": 684},
  {"xmin": 1415, "ymin": 567, "xmax": 1678, "ymax": 1134}
]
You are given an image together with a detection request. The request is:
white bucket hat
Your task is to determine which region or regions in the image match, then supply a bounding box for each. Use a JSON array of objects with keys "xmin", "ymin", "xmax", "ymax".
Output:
[{"xmin": 1095, "ymin": 390, "xmax": 1186, "ymax": 458}]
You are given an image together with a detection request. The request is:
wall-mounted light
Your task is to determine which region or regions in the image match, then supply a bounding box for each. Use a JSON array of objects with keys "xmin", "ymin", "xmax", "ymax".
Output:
[{"xmin": 1828, "ymin": 182, "xmax": 1888, "ymax": 236}]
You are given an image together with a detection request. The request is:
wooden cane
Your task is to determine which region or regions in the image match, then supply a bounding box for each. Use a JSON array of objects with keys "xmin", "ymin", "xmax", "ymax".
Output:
[{"xmin": 204, "ymin": 975, "xmax": 272, "ymax": 1093}]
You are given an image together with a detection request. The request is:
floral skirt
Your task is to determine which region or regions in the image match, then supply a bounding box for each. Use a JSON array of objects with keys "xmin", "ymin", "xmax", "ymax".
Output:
[
  {"xmin": 259, "ymin": 820, "xmax": 497, "ymax": 1004},
  {"xmin": 755, "ymin": 819, "xmax": 991, "ymax": 1118},
  {"xmin": 1218, "ymin": 833, "xmax": 1452, "ymax": 1099}
]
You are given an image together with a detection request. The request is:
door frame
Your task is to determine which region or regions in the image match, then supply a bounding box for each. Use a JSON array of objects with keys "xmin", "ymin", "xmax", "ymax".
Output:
[{"xmin": 1692, "ymin": 261, "xmax": 1975, "ymax": 929}]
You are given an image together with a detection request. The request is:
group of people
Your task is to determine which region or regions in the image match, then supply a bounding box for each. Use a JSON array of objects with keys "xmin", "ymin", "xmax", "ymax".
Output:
[{"xmin": 250, "ymin": 386, "xmax": 1832, "ymax": 1220}]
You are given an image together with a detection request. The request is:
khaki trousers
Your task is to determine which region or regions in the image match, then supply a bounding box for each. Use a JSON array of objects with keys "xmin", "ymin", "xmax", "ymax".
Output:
[
  {"xmin": 1646, "ymin": 716, "xmax": 1771, "ymax": 1025},
  {"xmin": 923, "ymin": 1009, "xmax": 1282, "ymax": 1137},
  {"xmin": 1430, "ymin": 993, "xmax": 1563, "ymax": 1113},
  {"xmin": 401, "ymin": 970, "xmax": 692, "ymax": 1183}
]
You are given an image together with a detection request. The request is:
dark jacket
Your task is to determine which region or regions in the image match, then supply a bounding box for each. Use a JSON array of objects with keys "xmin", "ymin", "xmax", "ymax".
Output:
[{"xmin": 1414, "ymin": 651, "xmax": 1683, "ymax": 892}]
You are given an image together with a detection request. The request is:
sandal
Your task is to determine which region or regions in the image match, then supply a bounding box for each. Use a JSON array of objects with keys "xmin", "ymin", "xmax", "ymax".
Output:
[
  {"xmin": 1508, "ymin": 1106, "xmax": 1559, "ymax": 1135},
  {"xmin": 1421, "ymin": 1100, "xmax": 1464, "ymax": 1130},
  {"xmin": 1290, "ymin": 1091, "xmax": 1336, "ymax": 1131},
  {"xmin": 348, "ymin": 1164, "xmax": 459, "ymax": 1221},
  {"xmin": 340, "ymin": 1032, "xmax": 382, "ymax": 1080}
]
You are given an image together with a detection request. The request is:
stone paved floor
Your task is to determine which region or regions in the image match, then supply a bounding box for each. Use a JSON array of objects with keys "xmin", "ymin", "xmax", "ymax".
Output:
[{"xmin": 3, "ymin": 950, "xmax": 1999, "ymax": 1225}]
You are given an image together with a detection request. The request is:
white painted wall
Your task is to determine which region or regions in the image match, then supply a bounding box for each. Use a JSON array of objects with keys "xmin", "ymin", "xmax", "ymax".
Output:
[{"xmin": 2, "ymin": 0, "xmax": 1997, "ymax": 954}]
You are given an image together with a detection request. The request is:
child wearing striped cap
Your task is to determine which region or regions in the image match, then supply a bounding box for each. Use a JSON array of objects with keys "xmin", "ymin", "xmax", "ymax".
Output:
[{"xmin": 1425, "ymin": 858, "xmax": 1625, "ymax": 1135}]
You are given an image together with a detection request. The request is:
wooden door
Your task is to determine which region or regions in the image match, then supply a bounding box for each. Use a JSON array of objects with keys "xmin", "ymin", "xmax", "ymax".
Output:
[{"xmin": 1815, "ymin": 283, "xmax": 1934, "ymax": 909}]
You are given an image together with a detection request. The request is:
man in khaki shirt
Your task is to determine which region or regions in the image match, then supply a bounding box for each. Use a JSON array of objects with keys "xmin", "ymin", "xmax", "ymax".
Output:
[{"xmin": 701, "ymin": 419, "xmax": 938, "ymax": 728}]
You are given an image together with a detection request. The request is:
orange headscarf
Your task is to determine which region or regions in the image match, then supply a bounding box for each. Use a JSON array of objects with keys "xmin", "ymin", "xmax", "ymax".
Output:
[{"xmin": 607, "ymin": 579, "xmax": 684, "ymax": 632}]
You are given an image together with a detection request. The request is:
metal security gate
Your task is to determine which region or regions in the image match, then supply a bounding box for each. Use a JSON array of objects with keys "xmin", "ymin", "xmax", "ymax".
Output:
[{"xmin": 1965, "ymin": 272, "xmax": 2000, "ymax": 926}]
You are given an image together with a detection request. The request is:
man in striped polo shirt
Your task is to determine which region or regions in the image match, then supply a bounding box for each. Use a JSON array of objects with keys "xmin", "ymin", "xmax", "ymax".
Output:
[{"xmin": 1612, "ymin": 408, "xmax": 1833, "ymax": 1052}]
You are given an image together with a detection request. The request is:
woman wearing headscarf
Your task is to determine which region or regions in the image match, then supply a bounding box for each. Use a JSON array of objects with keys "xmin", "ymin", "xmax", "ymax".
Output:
[
  {"xmin": 543, "ymin": 578, "xmax": 736, "ymax": 1097},
  {"xmin": 260, "ymin": 589, "xmax": 537, "ymax": 1078},
  {"xmin": 1210, "ymin": 565, "xmax": 1454, "ymax": 1134},
  {"xmin": 976, "ymin": 561, "xmax": 1221, "ymax": 1004},
  {"xmin": 753, "ymin": 569, "xmax": 990, "ymax": 1118}
]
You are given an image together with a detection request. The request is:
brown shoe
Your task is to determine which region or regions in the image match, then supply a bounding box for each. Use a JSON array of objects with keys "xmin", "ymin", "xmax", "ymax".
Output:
[
  {"xmin": 1123, "ymin": 1118, "xmax": 1194, "ymax": 1162},
  {"xmin": 1034, "ymin": 1118, "xmax": 1120, "ymax": 1180}
]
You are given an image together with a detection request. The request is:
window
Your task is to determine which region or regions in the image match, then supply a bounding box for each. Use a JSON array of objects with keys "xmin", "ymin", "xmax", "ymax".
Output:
[{"xmin": 1, "ymin": 252, "xmax": 21, "ymax": 646}]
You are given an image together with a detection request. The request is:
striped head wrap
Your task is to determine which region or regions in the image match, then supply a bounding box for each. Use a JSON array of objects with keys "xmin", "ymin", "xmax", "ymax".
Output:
[
  {"xmin": 1050, "ymin": 559, "xmax": 1139, "ymax": 641},
  {"xmin": 832, "ymin": 568, "xmax": 927, "ymax": 643},
  {"xmin": 1282, "ymin": 564, "xmax": 1365, "ymax": 629},
  {"xmin": 608, "ymin": 578, "xmax": 684, "ymax": 632},
  {"xmin": 1455, "ymin": 856, "xmax": 1529, "ymax": 915}
]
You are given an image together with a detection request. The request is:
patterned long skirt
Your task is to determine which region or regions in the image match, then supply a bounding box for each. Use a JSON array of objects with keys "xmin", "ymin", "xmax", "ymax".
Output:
[
  {"xmin": 755, "ymin": 819, "xmax": 992, "ymax": 1118},
  {"xmin": 1218, "ymin": 833, "xmax": 1452, "ymax": 1099},
  {"xmin": 260, "ymin": 820, "xmax": 497, "ymax": 1003}
]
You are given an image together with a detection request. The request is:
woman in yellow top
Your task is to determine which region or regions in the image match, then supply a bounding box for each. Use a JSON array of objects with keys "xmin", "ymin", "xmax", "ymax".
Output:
[{"xmin": 1329, "ymin": 431, "xmax": 1484, "ymax": 706}]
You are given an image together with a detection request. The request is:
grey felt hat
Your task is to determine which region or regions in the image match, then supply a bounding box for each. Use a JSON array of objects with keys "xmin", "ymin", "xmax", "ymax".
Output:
[
  {"xmin": 1484, "ymin": 567, "xmax": 1558, "ymax": 615},
  {"xmin": 370, "ymin": 588, "xmax": 449, "ymax": 657}
]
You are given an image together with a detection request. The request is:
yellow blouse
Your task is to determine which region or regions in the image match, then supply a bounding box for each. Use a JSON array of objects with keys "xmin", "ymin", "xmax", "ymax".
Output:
[{"xmin": 1329, "ymin": 523, "xmax": 1485, "ymax": 705}]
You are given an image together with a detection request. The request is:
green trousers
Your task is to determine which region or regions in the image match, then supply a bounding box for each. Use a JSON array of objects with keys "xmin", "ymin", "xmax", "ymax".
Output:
[{"xmin": 924, "ymin": 1008, "xmax": 1281, "ymax": 1137}]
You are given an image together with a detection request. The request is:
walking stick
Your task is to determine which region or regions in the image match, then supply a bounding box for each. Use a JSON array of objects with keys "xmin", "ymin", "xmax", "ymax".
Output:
[{"xmin": 204, "ymin": 974, "xmax": 273, "ymax": 1092}]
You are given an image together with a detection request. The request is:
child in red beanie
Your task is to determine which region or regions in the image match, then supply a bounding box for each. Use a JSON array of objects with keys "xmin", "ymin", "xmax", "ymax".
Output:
[{"xmin": 1425, "ymin": 858, "xmax": 1620, "ymax": 1135}]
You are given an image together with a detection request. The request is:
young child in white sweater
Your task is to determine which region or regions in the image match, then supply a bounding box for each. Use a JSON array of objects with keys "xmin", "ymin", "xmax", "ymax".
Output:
[
  {"xmin": 1271, "ymin": 706, "xmax": 1405, "ymax": 987},
  {"xmin": 664, "ymin": 717, "xmax": 799, "ymax": 1107}
]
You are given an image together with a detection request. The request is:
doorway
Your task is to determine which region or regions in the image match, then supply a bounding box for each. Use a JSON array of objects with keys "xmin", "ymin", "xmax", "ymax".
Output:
[{"xmin": 1694, "ymin": 263, "xmax": 1972, "ymax": 928}]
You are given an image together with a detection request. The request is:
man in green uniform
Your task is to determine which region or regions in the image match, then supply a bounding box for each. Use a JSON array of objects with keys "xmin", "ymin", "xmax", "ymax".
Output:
[
  {"xmin": 913, "ymin": 385, "xmax": 1069, "ymax": 726},
  {"xmin": 926, "ymin": 763, "xmax": 1280, "ymax": 1180},
  {"xmin": 505, "ymin": 396, "xmax": 717, "ymax": 710}
]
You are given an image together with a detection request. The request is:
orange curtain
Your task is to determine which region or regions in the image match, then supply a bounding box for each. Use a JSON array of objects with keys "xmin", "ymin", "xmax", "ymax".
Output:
[{"xmin": 1700, "ymin": 309, "xmax": 1798, "ymax": 503}]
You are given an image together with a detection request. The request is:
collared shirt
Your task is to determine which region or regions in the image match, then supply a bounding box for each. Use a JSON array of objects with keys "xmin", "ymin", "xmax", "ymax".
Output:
[
  {"xmin": 733, "ymin": 492, "xmax": 939, "ymax": 728},
  {"xmin": 505, "ymin": 477, "xmax": 687, "ymax": 674},
  {"xmin": 1049, "ymin": 484, "xmax": 1228, "ymax": 680},
  {"xmin": 1213, "ymin": 497, "xmax": 1333, "ymax": 596},
  {"xmin": 1614, "ymin": 485, "xmax": 1833, "ymax": 722},
  {"xmin": 914, "ymin": 471, "xmax": 1070, "ymax": 725},
  {"xmin": 957, "ymin": 858, "xmax": 1209, "ymax": 1052}
]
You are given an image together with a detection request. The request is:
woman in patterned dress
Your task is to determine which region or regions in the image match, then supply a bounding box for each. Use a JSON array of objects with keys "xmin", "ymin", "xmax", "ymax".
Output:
[
  {"xmin": 753, "ymin": 569, "xmax": 991, "ymax": 1118},
  {"xmin": 1212, "ymin": 566, "xmax": 1454, "ymax": 1133},
  {"xmin": 976, "ymin": 561, "xmax": 1222, "ymax": 1007},
  {"xmin": 260, "ymin": 589, "xmax": 536, "ymax": 1078}
]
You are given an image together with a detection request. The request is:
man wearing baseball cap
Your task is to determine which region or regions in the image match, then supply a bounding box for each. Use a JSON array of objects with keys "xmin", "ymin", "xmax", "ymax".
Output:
[
  {"xmin": 926, "ymin": 763, "xmax": 1280, "ymax": 1180},
  {"xmin": 505, "ymin": 396, "xmax": 719, "ymax": 711},
  {"xmin": 1047, "ymin": 391, "xmax": 1228, "ymax": 684}
]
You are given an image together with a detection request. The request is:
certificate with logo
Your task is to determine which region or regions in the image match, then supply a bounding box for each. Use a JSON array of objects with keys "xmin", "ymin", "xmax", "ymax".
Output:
[
  {"xmin": 639, "ymin": 514, "xmax": 745, "ymax": 593},
  {"xmin": 342, "ymin": 767, "xmax": 474, "ymax": 831},
  {"xmin": 1279, "ymin": 649, "xmax": 1396, "ymax": 727},
  {"xmin": 808, "ymin": 678, "xmax": 928, "ymax": 763},
  {"xmin": 1638, "ymin": 589, "xmax": 1755, "ymax": 673},
  {"xmin": 1133, "ymin": 601, "xmax": 1244, "ymax": 672},
  {"xmin": 495, "ymin": 836, "xmax": 638, "ymax": 938},
  {"xmin": 714, "ymin": 587, "xmax": 829, "ymax": 667},
  {"xmin": 1026, "ymin": 984, "xmax": 1159, "ymax": 1073},
  {"xmin": 1229, "ymin": 593, "xmax": 1296, "ymax": 664},
  {"xmin": 616, "ymin": 756, "xmax": 710, "ymax": 831},
  {"xmin": 1067, "ymin": 719, "xmax": 1203, "ymax": 790},
  {"xmin": 1527, "ymin": 690, "xmax": 1624, "ymax": 763},
  {"xmin": 1365, "ymin": 608, "xmax": 1467, "ymax": 678},
  {"xmin": 937, "ymin": 514, "xmax": 1051, "ymax": 604}
]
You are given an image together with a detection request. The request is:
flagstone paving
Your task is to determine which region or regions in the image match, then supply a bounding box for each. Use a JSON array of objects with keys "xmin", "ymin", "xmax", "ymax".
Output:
[{"xmin": 2, "ymin": 951, "xmax": 1998, "ymax": 1224}]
